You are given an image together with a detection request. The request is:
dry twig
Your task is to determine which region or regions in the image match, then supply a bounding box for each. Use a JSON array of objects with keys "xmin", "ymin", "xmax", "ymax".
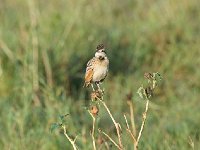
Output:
[
  {"xmin": 98, "ymin": 97, "xmax": 123, "ymax": 149},
  {"xmin": 88, "ymin": 111, "xmax": 97, "ymax": 150},
  {"xmin": 124, "ymin": 100, "xmax": 150, "ymax": 150},
  {"xmin": 124, "ymin": 114, "xmax": 137, "ymax": 143},
  {"xmin": 87, "ymin": 72, "xmax": 161, "ymax": 150},
  {"xmin": 135, "ymin": 100, "xmax": 149, "ymax": 149},
  {"xmin": 127, "ymin": 101, "xmax": 136, "ymax": 136},
  {"xmin": 62, "ymin": 125, "xmax": 78, "ymax": 150},
  {"xmin": 98, "ymin": 129, "xmax": 121, "ymax": 150}
]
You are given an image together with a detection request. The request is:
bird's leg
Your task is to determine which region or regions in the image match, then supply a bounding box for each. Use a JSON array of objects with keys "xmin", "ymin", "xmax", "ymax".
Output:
[
  {"xmin": 96, "ymin": 82, "xmax": 103, "ymax": 94},
  {"xmin": 91, "ymin": 83, "xmax": 95, "ymax": 91}
]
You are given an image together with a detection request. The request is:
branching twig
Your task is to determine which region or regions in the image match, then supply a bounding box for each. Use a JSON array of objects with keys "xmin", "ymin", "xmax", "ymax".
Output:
[
  {"xmin": 62, "ymin": 125, "xmax": 78, "ymax": 150},
  {"xmin": 134, "ymin": 99, "xmax": 149, "ymax": 150},
  {"xmin": 98, "ymin": 129, "xmax": 121, "ymax": 150},
  {"xmin": 98, "ymin": 97, "xmax": 123, "ymax": 149},
  {"xmin": 88, "ymin": 111, "xmax": 97, "ymax": 150},
  {"xmin": 124, "ymin": 114, "xmax": 137, "ymax": 143},
  {"xmin": 127, "ymin": 101, "xmax": 136, "ymax": 136},
  {"xmin": 124, "ymin": 100, "xmax": 150, "ymax": 150},
  {"xmin": 87, "ymin": 72, "xmax": 160, "ymax": 150},
  {"xmin": 137, "ymin": 100, "xmax": 149, "ymax": 143}
]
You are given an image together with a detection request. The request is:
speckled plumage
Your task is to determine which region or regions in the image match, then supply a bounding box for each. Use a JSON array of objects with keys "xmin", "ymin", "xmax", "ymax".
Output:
[{"xmin": 84, "ymin": 44, "xmax": 109, "ymax": 91}]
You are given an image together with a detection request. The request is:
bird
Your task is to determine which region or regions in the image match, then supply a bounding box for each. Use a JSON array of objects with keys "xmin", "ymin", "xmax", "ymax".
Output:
[{"xmin": 84, "ymin": 44, "xmax": 109, "ymax": 92}]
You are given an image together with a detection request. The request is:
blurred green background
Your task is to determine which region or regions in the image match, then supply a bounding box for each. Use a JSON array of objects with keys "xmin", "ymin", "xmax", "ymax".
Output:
[{"xmin": 0, "ymin": 0, "xmax": 200, "ymax": 149}]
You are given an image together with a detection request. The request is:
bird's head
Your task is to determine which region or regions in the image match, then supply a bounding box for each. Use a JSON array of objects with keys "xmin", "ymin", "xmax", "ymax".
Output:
[{"xmin": 95, "ymin": 44, "xmax": 106, "ymax": 60}]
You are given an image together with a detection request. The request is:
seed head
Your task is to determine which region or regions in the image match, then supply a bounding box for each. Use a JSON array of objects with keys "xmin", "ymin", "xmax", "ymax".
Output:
[{"xmin": 90, "ymin": 105, "xmax": 99, "ymax": 116}]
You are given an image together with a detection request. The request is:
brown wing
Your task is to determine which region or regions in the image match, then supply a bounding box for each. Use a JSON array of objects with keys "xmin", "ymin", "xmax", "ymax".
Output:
[
  {"xmin": 84, "ymin": 58, "xmax": 95, "ymax": 87},
  {"xmin": 84, "ymin": 68, "xmax": 94, "ymax": 87}
]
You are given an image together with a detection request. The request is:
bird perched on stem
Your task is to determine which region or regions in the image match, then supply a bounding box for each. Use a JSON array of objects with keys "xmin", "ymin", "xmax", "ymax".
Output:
[{"xmin": 84, "ymin": 44, "xmax": 109, "ymax": 92}]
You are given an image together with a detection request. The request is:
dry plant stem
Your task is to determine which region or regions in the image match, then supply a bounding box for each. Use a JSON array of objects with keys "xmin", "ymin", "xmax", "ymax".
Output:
[
  {"xmin": 89, "ymin": 112, "xmax": 97, "ymax": 150},
  {"xmin": 124, "ymin": 114, "xmax": 137, "ymax": 143},
  {"xmin": 135, "ymin": 100, "xmax": 150, "ymax": 150},
  {"xmin": 62, "ymin": 125, "xmax": 78, "ymax": 150},
  {"xmin": 100, "ymin": 130, "xmax": 121, "ymax": 150},
  {"xmin": 127, "ymin": 101, "xmax": 136, "ymax": 136},
  {"xmin": 104, "ymin": 141, "xmax": 110, "ymax": 150},
  {"xmin": 98, "ymin": 98, "xmax": 123, "ymax": 149}
]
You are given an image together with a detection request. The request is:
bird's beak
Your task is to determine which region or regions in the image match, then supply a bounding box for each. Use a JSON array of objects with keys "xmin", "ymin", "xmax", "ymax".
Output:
[{"xmin": 99, "ymin": 56, "xmax": 104, "ymax": 60}]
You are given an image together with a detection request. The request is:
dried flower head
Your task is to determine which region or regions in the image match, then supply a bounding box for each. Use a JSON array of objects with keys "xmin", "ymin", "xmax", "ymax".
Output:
[
  {"xmin": 97, "ymin": 136, "xmax": 104, "ymax": 145},
  {"xmin": 90, "ymin": 105, "xmax": 99, "ymax": 116},
  {"xmin": 91, "ymin": 90, "xmax": 102, "ymax": 100}
]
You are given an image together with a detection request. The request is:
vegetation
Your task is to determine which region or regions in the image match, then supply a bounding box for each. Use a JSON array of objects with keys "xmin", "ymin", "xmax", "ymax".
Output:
[{"xmin": 0, "ymin": 0, "xmax": 199, "ymax": 149}]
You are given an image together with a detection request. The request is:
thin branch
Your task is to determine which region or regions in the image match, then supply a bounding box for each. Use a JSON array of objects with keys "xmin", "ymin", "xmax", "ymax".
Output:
[
  {"xmin": 104, "ymin": 141, "xmax": 110, "ymax": 150},
  {"xmin": 62, "ymin": 125, "xmax": 78, "ymax": 150},
  {"xmin": 99, "ymin": 129, "xmax": 121, "ymax": 150},
  {"xmin": 135, "ymin": 100, "xmax": 150, "ymax": 149},
  {"xmin": 98, "ymin": 98, "xmax": 123, "ymax": 149},
  {"xmin": 88, "ymin": 111, "xmax": 97, "ymax": 150},
  {"xmin": 124, "ymin": 114, "xmax": 130, "ymax": 130},
  {"xmin": 127, "ymin": 101, "xmax": 136, "ymax": 136},
  {"xmin": 124, "ymin": 114, "xmax": 137, "ymax": 143}
]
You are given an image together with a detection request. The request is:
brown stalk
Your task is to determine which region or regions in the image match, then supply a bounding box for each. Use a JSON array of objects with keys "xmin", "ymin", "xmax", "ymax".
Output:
[
  {"xmin": 136, "ymin": 100, "xmax": 149, "ymax": 144},
  {"xmin": 135, "ymin": 100, "xmax": 149, "ymax": 150},
  {"xmin": 98, "ymin": 97, "xmax": 123, "ymax": 149},
  {"xmin": 127, "ymin": 101, "xmax": 136, "ymax": 136},
  {"xmin": 98, "ymin": 129, "xmax": 121, "ymax": 150},
  {"xmin": 124, "ymin": 100, "xmax": 150, "ymax": 150},
  {"xmin": 88, "ymin": 111, "xmax": 97, "ymax": 150},
  {"xmin": 124, "ymin": 114, "xmax": 137, "ymax": 143},
  {"xmin": 62, "ymin": 125, "xmax": 78, "ymax": 150}
]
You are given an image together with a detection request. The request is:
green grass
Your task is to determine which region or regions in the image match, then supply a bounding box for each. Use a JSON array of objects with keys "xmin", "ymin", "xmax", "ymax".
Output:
[{"xmin": 0, "ymin": 0, "xmax": 200, "ymax": 149}]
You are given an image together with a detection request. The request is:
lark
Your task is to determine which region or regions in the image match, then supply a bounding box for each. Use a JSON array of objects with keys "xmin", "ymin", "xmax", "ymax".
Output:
[{"xmin": 84, "ymin": 44, "xmax": 109, "ymax": 92}]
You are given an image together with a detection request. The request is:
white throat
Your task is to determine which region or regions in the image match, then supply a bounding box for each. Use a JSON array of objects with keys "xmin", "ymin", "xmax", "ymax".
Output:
[{"xmin": 95, "ymin": 51, "xmax": 106, "ymax": 58}]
